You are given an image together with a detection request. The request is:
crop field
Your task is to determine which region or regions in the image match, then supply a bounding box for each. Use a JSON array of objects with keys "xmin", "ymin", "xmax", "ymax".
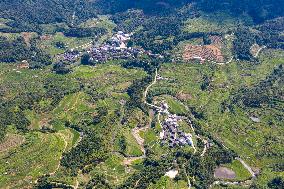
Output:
[
  {"xmin": 38, "ymin": 32, "xmax": 92, "ymax": 56},
  {"xmin": 89, "ymin": 154, "xmax": 133, "ymax": 186},
  {"xmin": 79, "ymin": 15, "xmax": 116, "ymax": 33},
  {"xmin": 0, "ymin": 132, "xmax": 65, "ymax": 188},
  {"xmin": 53, "ymin": 92, "xmax": 95, "ymax": 124}
]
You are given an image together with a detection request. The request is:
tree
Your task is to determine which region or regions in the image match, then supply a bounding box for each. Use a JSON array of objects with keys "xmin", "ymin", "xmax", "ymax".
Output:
[
  {"xmin": 81, "ymin": 53, "xmax": 94, "ymax": 65},
  {"xmin": 118, "ymin": 135, "xmax": 127, "ymax": 153},
  {"xmin": 52, "ymin": 61, "xmax": 71, "ymax": 74},
  {"xmin": 55, "ymin": 41, "xmax": 65, "ymax": 49},
  {"xmin": 268, "ymin": 177, "xmax": 284, "ymax": 189}
]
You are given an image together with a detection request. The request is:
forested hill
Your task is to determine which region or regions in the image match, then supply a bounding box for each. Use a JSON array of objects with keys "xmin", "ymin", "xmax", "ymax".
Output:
[
  {"xmin": 0, "ymin": 0, "xmax": 98, "ymax": 32},
  {"xmin": 89, "ymin": 0, "xmax": 284, "ymax": 22},
  {"xmin": 1, "ymin": 0, "xmax": 284, "ymax": 32}
]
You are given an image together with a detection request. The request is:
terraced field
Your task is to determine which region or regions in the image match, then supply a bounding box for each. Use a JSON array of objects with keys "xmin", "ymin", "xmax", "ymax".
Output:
[{"xmin": 0, "ymin": 132, "xmax": 66, "ymax": 188}]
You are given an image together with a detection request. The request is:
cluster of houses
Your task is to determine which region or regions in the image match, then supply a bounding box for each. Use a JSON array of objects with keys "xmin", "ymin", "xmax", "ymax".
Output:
[
  {"xmin": 59, "ymin": 31, "xmax": 164, "ymax": 63},
  {"xmin": 88, "ymin": 31, "xmax": 145, "ymax": 62},
  {"xmin": 88, "ymin": 31, "xmax": 164, "ymax": 62},
  {"xmin": 158, "ymin": 102, "xmax": 193, "ymax": 148},
  {"xmin": 63, "ymin": 50, "xmax": 80, "ymax": 62}
]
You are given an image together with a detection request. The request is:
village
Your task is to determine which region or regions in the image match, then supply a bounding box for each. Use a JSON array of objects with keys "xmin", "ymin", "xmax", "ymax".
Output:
[
  {"xmin": 61, "ymin": 31, "xmax": 163, "ymax": 63},
  {"xmin": 158, "ymin": 102, "xmax": 194, "ymax": 148}
]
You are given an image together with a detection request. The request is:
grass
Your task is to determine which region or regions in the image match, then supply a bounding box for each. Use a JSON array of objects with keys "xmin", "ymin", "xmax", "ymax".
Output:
[
  {"xmin": 79, "ymin": 15, "xmax": 116, "ymax": 33},
  {"xmin": 223, "ymin": 160, "xmax": 252, "ymax": 181},
  {"xmin": 53, "ymin": 92, "xmax": 95, "ymax": 122},
  {"xmin": 148, "ymin": 176, "xmax": 189, "ymax": 189},
  {"xmin": 122, "ymin": 128, "xmax": 143, "ymax": 157},
  {"xmin": 0, "ymin": 132, "xmax": 65, "ymax": 188},
  {"xmin": 25, "ymin": 110, "xmax": 41, "ymax": 130},
  {"xmin": 39, "ymin": 32, "xmax": 91, "ymax": 56},
  {"xmin": 70, "ymin": 128, "xmax": 80, "ymax": 145},
  {"xmin": 90, "ymin": 154, "xmax": 133, "ymax": 186},
  {"xmin": 71, "ymin": 64, "xmax": 147, "ymax": 95},
  {"xmin": 163, "ymin": 95, "xmax": 188, "ymax": 115}
]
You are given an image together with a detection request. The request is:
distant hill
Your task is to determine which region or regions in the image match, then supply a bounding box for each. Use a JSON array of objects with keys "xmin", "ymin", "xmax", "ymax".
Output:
[
  {"xmin": 1, "ymin": 0, "xmax": 283, "ymax": 32},
  {"xmin": 0, "ymin": 0, "xmax": 98, "ymax": 32}
]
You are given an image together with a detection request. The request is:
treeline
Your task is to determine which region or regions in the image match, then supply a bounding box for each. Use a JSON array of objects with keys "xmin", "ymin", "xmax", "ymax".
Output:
[
  {"xmin": 1, "ymin": 0, "xmax": 283, "ymax": 33},
  {"xmin": 113, "ymin": 10, "xmax": 221, "ymax": 55},
  {"xmin": 122, "ymin": 58, "xmax": 160, "ymax": 74},
  {"xmin": 256, "ymin": 18, "xmax": 284, "ymax": 50},
  {"xmin": 98, "ymin": 0, "xmax": 284, "ymax": 23},
  {"xmin": 115, "ymin": 8, "xmax": 198, "ymax": 54},
  {"xmin": 233, "ymin": 28, "xmax": 256, "ymax": 61},
  {"xmin": 0, "ymin": 36, "xmax": 51, "ymax": 68},
  {"xmin": 233, "ymin": 23, "xmax": 284, "ymax": 61},
  {"xmin": 61, "ymin": 130, "xmax": 108, "ymax": 176},
  {"xmin": 95, "ymin": 0, "xmax": 190, "ymax": 15},
  {"xmin": 63, "ymin": 27, "xmax": 107, "ymax": 38},
  {"xmin": 124, "ymin": 58, "xmax": 160, "ymax": 109}
]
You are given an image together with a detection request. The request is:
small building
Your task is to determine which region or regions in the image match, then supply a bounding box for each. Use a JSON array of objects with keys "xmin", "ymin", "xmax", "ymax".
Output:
[{"xmin": 17, "ymin": 60, "xmax": 29, "ymax": 69}]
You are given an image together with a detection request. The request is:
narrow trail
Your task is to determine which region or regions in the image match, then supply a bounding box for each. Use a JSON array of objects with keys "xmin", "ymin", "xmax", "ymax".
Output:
[
  {"xmin": 143, "ymin": 69, "xmax": 161, "ymax": 110},
  {"xmin": 235, "ymin": 157, "xmax": 256, "ymax": 178},
  {"xmin": 183, "ymin": 164, "xmax": 192, "ymax": 189},
  {"xmin": 215, "ymin": 56, "xmax": 234, "ymax": 65},
  {"xmin": 195, "ymin": 135, "xmax": 208, "ymax": 157},
  {"xmin": 122, "ymin": 69, "xmax": 160, "ymax": 165},
  {"xmin": 254, "ymin": 46, "xmax": 266, "ymax": 58},
  {"xmin": 67, "ymin": 92, "xmax": 81, "ymax": 112},
  {"xmin": 122, "ymin": 115, "xmax": 149, "ymax": 165}
]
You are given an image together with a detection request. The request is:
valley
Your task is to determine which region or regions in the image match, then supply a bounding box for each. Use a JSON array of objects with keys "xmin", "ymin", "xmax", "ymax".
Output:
[{"xmin": 0, "ymin": 1, "xmax": 283, "ymax": 189}]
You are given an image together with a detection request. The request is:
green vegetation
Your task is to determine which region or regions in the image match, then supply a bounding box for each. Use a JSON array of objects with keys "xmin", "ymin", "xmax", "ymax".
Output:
[
  {"xmin": 0, "ymin": 132, "xmax": 65, "ymax": 188},
  {"xmin": 224, "ymin": 160, "xmax": 252, "ymax": 181},
  {"xmin": 0, "ymin": 1, "xmax": 284, "ymax": 188}
]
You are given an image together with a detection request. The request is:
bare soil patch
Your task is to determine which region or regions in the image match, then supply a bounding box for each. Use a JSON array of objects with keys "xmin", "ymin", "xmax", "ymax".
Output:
[
  {"xmin": 214, "ymin": 167, "xmax": 236, "ymax": 179},
  {"xmin": 182, "ymin": 35, "xmax": 225, "ymax": 63},
  {"xmin": 0, "ymin": 134, "xmax": 25, "ymax": 153},
  {"xmin": 40, "ymin": 34, "xmax": 52, "ymax": 41},
  {"xmin": 21, "ymin": 32, "xmax": 34, "ymax": 46},
  {"xmin": 176, "ymin": 92, "xmax": 192, "ymax": 101}
]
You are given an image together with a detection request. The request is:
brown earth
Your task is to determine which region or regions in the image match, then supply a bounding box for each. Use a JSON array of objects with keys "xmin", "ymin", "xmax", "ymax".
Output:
[
  {"xmin": 183, "ymin": 44, "xmax": 224, "ymax": 63},
  {"xmin": 176, "ymin": 92, "xmax": 192, "ymax": 101},
  {"xmin": 214, "ymin": 167, "xmax": 236, "ymax": 179},
  {"xmin": 0, "ymin": 134, "xmax": 25, "ymax": 153},
  {"xmin": 21, "ymin": 32, "xmax": 34, "ymax": 46},
  {"xmin": 40, "ymin": 34, "xmax": 52, "ymax": 41}
]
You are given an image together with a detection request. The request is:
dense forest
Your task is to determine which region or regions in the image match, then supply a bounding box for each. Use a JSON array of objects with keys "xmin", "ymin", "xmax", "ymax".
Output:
[{"xmin": 1, "ymin": 0, "xmax": 284, "ymax": 32}]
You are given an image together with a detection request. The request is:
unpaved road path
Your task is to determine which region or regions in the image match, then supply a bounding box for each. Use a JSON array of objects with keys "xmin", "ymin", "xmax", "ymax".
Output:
[
  {"xmin": 235, "ymin": 157, "xmax": 256, "ymax": 178},
  {"xmin": 122, "ymin": 69, "xmax": 160, "ymax": 165}
]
